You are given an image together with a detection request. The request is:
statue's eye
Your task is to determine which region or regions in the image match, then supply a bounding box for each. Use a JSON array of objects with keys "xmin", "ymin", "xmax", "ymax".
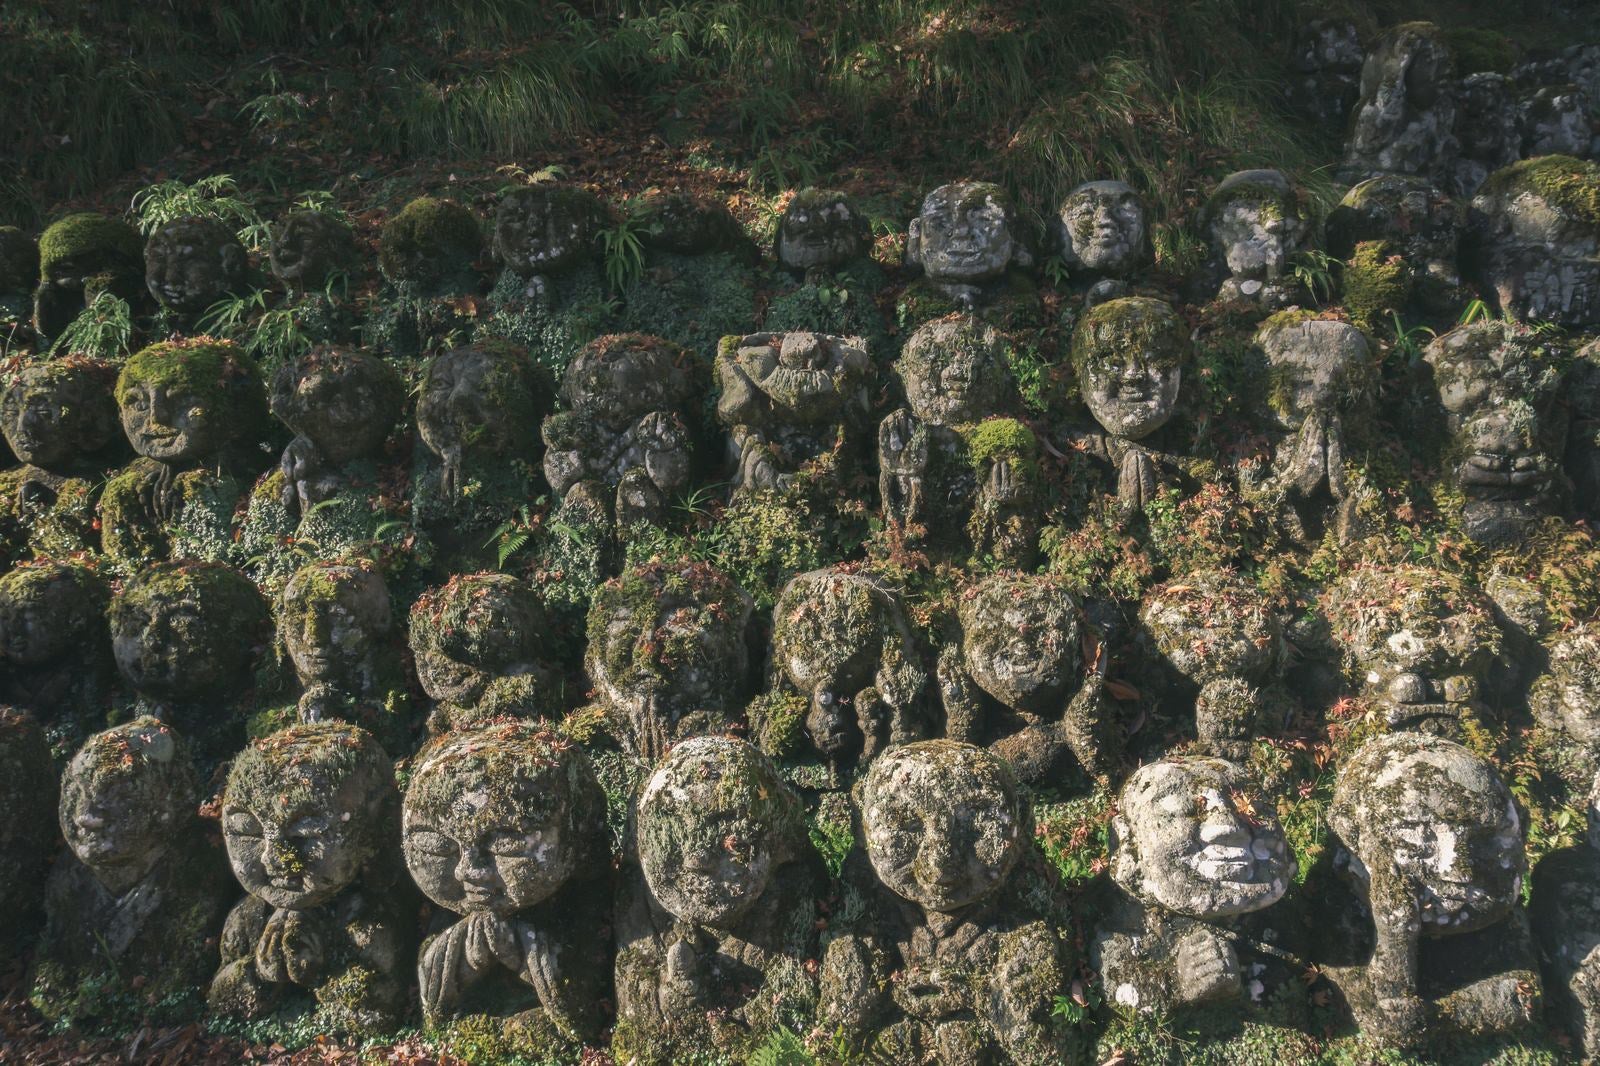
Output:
[
  {"xmin": 225, "ymin": 810, "xmax": 262, "ymax": 837},
  {"xmin": 408, "ymin": 830, "xmax": 457, "ymax": 858}
]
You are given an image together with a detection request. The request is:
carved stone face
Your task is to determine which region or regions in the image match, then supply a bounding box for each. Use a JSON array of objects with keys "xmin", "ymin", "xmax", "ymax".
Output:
[
  {"xmin": 60, "ymin": 719, "xmax": 194, "ymax": 895},
  {"xmin": 492, "ymin": 185, "xmax": 602, "ymax": 276},
  {"xmin": 860, "ymin": 741, "xmax": 1025, "ymax": 913},
  {"xmin": 404, "ymin": 725, "xmax": 602, "ymax": 917},
  {"xmin": 561, "ymin": 333, "xmax": 692, "ymax": 427},
  {"xmin": 280, "ymin": 563, "xmax": 391, "ymax": 689},
  {"xmin": 116, "ymin": 340, "xmax": 265, "ymax": 465},
  {"xmin": 1203, "ymin": 171, "xmax": 1306, "ymax": 285},
  {"xmin": 1073, "ymin": 297, "xmax": 1186, "ymax": 440},
  {"xmin": 896, "ymin": 316, "xmax": 1018, "ymax": 426},
  {"xmin": 1330, "ymin": 732, "xmax": 1523, "ymax": 932},
  {"xmin": 144, "ymin": 217, "xmax": 247, "ymax": 314},
  {"xmin": 1111, "ymin": 758, "xmax": 1291, "ymax": 919},
  {"xmin": 269, "ymin": 210, "xmax": 359, "ymax": 291},
  {"xmin": 1256, "ymin": 316, "xmax": 1375, "ymax": 426},
  {"xmin": 1139, "ymin": 570, "xmax": 1282, "ymax": 685},
  {"xmin": 416, "ymin": 344, "xmax": 540, "ymax": 470},
  {"xmin": 222, "ymin": 722, "xmax": 394, "ymax": 910},
  {"xmin": 109, "ymin": 563, "xmax": 268, "ymax": 703},
  {"xmin": 637, "ymin": 736, "xmax": 803, "ymax": 928},
  {"xmin": 959, "ymin": 574, "xmax": 1080, "ymax": 711},
  {"xmin": 1055, "ymin": 181, "xmax": 1149, "ymax": 277},
  {"xmin": 270, "ymin": 349, "xmax": 404, "ymax": 466},
  {"xmin": 0, "ymin": 563, "xmax": 104, "ymax": 668},
  {"xmin": 907, "ymin": 182, "xmax": 1030, "ymax": 286},
  {"xmin": 729, "ymin": 331, "xmax": 872, "ymax": 423},
  {"xmin": 1328, "ymin": 176, "xmax": 1460, "ymax": 280},
  {"xmin": 776, "ymin": 189, "xmax": 871, "ymax": 272},
  {"xmin": 409, "ymin": 573, "xmax": 546, "ymax": 707},
  {"xmin": 1533, "ymin": 625, "xmax": 1600, "ymax": 747},
  {"xmin": 1469, "ymin": 157, "xmax": 1600, "ymax": 328},
  {"xmin": 1, "ymin": 360, "xmax": 119, "ymax": 468}
]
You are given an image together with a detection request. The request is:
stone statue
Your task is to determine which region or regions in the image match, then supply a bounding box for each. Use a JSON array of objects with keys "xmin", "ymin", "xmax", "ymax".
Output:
[
  {"xmin": 143, "ymin": 216, "xmax": 247, "ymax": 315},
  {"xmin": 210, "ymin": 722, "xmax": 409, "ymax": 1034},
  {"xmin": 1049, "ymin": 180, "xmax": 1152, "ymax": 305},
  {"xmin": 1321, "ymin": 563, "xmax": 1503, "ymax": 736},
  {"xmin": 1139, "ymin": 569, "xmax": 1286, "ymax": 762},
  {"xmin": 29, "ymin": 718, "xmax": 230, "ymax": 1022},
  {"xmin": 1530, "ymin": 768, "xmax": 1600, "ymax": 1060},
  {"xmin": 816, "ymin": 741, "xmax": 1070, "ymax": 1064},
  {"xmin": 1341, "ymin": 22, "xmax": 1459, "ymax": 185},
  {"xmin": 939, "ymin": 571, "xmax": 1109, "ymax": 783},
  {"xmin": 407, "ymin": 572, "xmax": 560, "ymax": 732},
  {"xmin": 491, "ymin": 182, "xmax": 605, "ymax": 284},
  {"xmin": 416, "ymin": 341, "xmax": 547, "ymax": 501},
  {"xmin": 757, "ymin": 568, "xmax": 928, "ymax": 776},
  {"xmin": 900, "ymin": 181, "xmax": 1038, "ymax": 327},
  {"xmin": 99, "ymin": 338, "xmax": 269, "ymax": 563},
  {"xmin": 1465, "ymin": 155, "xmax": 1600, "ymax": 329},
  {"xmin": 0, "ymin": 561, "xmax": 112, "ymax": 732},
  {"xmin": 1530, "ymin": 623, "xmax": 1600, "ymax": 754},
  {"xmin": 1325, "ymin": 175, "xmax": 1464, "ymax": 316},
  {"xmin": 1199, "ymin": 170, "xmax": 1310, "ymax": 309},
  {"xmin": 1286, "ymin": 20, "xmax": 1364, "ymax": 126},
  {"xmin": 765, "ymin": 189, "xmax": 890, "ymax": 345},
  {"xmin": 32, "ymin": 212, "xmax": 144, "ymax": 339},
  {"xmin": 775, "ymin": 188, "xmax": 871, "ymax": 278},
  {"xmin": 0, "ymin": 708, "xmax": 55, "ymax": 963},
  {"xmin": 1423, "ymin": 319, "xmax": 1568, "ymax": 543},
  {"xmin": 541, "ymin": 332, "xmax": 695, "ymax": 527},
  {"xmin": 1454, "ymin": 73, "xmax": 1521, "ymax": 197},
  {"xmin": 269, "ymin": 209, "xmax": 361, "ymax": 294},
  {"xmin": 404, "ymin": 722, "xmax": 608, "ymax": 1041},
  {"xmin": 1324, "ymin": 732, "xmax": 1540, "ymax": 1046},
  {"xmin": 586, "ymin": 559, "xmax": 753, "ymax": 764},
  {"xmin": 370, "ymin": 196, "xmax": 482, "ymax": 358},
  {"xmin": 1568, "ymin": 337, "xmax": 1600, "ymax": 522},
  {"xmin": 1094, "ymin": 757, "xmax": 1294, "ymax": 1015},
  {"xmin": 269, "ymin": 348, "xmax": 405, "ymax": 519},
  {"xmin": 715, "ymin": 331, "xmax": 874, "ymax": 496},
  {"xmin": 615, "ymin": 736, "xmax": 821, "ymax": 1063},
  {"xmin": 1068, "ymin": 296, "xmax": 1189, "ymax": 510}
]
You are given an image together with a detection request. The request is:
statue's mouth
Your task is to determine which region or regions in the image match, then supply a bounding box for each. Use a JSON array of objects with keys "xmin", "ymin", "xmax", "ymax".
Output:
[
  {"xmin": 1459, "ymin": 453, "xmax": 1550, "ymax": 499},
  {"xmin": 1188, "ymin": 844, "xmax": 1258, "ymax": 882}
]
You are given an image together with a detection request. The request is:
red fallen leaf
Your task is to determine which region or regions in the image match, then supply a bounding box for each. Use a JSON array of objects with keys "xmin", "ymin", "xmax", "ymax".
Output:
[{"xmin": 1104, "ymin": 679, "xmax": 1140, "ymax": 701}]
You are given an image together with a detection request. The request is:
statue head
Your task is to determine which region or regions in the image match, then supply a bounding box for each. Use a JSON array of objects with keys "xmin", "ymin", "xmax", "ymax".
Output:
[
  {"xmin": 1110, "ymin": 757, "xmax": 1292, "ymax": 918},
  {"xmin": 404, "ymin": 722, "xmax": 605, "ymax": 917},
  {"xmin": 1468, "ymin": 156, "xmax": 1600, "ymax": 328},
  {"xmin": 269, "ymin": 209, "xmax": 360, "ymax": 292},
  {"xmin": 1052, "ymin": 181, "xmax": 1150, "ymax": 278},
  {"xmin": 1255, "ymin": 314, "xmax": 1376, "ymax": 428},
  {"xmin": 408, "ymin": 573, "xmax": 549, "ymax": 709},
  {"xmin": 491, "ymin": 184, "xmax": 604, "ymax": 276},
  {"xmin": 116, "ymin": 338, "xmax": 267, "ymax": 464},
  {"xmin": 636, "ymin": 736, "xmax": 807, "ymax": 928},
  {"xmin": 958, "ymin": 573, "xmax": 1081, "ymax": 711},
  {"xmin": 1329, "ymin": 732, "xmax": 1523, "ymax": 932},
  {"xmin": 906, "ymin": 182, "xmax": 1032, "ymax": 287},
  {"xmin": 1327, "ymin": 176, "xmax": 1460, "ymax": 283},
  {"xmin": 561, "ymin": 332, "xmax": 693, "ymax": 427},
  {"xmin": 416, "ymin": 342, "xmax": 543, "ymax": 478},
  {"xmin": 222, "ymin": 721, "xmax": 396, "ymax": 910},
  {"xmin": 1201, "ymin": 170, "xmax": 1309, "ymax": 285},
  {"xmin": 1, "ymin": 358, "xmax": 119, "ymax": 469},
  {"xmin": 1139, "ymin": 569, "xmax": 1283, "ymax": 686},
  {"xmin": 634, "ymin": 191, "xmax": 752, "ymax": 257},
  {"xmin": 270, "ymin": 348, "xmax": 405, "ymax": 466},
  {"xmin": 776, "ymin": 188, "xmax": 871, "ymax": 273},
  {"xmin": 1532, "ymin": 624, "xmax": 1600, "ymax": 748},
  {"xmin": 896, "ymin": 315, "xmax": 1019, "ymax": 426},
  {"xmin": 143, "ymin": 216, "xmax": 247, "ymax": 314},
  {"xmin": 109, "ymin": 561, "xmax": 270, "ymax": 703},
  {"xmin": 36, "ymin": 213, "xmax": 143, "ymax": 291},
  {"xmin": 859, "ymin": 740, "xmax": 1028, "ymax": 913},
  {"xmin": 1072, "ymin": 297, "xmax": 1187, "ymax": 440},
  {"xmin": 279, "ymin": 561, "xmax": 392, "ymax": 690},
  {"xmin": 60, "ymin": 718, "xmax": 197, "ymax": 895},
  {"xmin": 378, "ymin": 196, "xmax": 481, "ymax": 291},
  {"xmin": 0, "ymin": 561, "xmax": 108, "ymax": 672}
]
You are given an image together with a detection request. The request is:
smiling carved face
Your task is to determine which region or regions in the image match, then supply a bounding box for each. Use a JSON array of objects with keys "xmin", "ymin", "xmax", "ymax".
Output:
[
  {"xmin": 60, "ymin": 719, "xmax": 192, "ymax": 896},
  {"xmin": 909, "ymin": 182, "xmax": 1025, "ymax": 285}
]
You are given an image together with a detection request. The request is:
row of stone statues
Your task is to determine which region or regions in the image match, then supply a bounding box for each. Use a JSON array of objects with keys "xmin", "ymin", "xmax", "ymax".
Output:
[{"xmin": 6, "ymin": 710, "xmax": 1598, "ymax": 1061}]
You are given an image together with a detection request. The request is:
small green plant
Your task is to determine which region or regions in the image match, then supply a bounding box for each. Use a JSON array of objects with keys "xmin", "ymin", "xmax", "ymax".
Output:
[
  {"xmin": 600, "ymin": 202, "xmax": 650, "ymax": 292},
  {"xmin": 807, "ymin": 814, "xmax": 854, "ymax": 879},
  {"xmin": 1457, "ymin": 297, "xmax": 1493, "ymax": 325},
  {"xmin": 1051, "ymin": 980, "xmax": 1103, "ymax": 1026},
  {"xmin": 131, "ymin": 174, "xmax": 266, "ymax": 248},
  {"xmin": 196, "ymin": 290, "xmax": 311, "ymax": 367},
  {"xmin": 484, "ymin": 504, "xmax": 538, "ymax": 569},
  {"xmin": 748, "ymin": 1025, "xmax": 814, "ymax": 1066},
  {"xmin": 1389, "ymin": 312, "xmax": 1436, "ymax": 368},
  {"xmin": 291, "ymin": 190, "xmax": 349, "ymax": 222},
  {"xmin": 50, "ymin": 291, "xmax": 134, "ymax": 360},
  {"xmin": 239, "ymin": 90, "xmax": 312, "ymax": 129},
  {"xmin": 1290, "ymin": 249, "xmax": 1338, "ymax": 306}
]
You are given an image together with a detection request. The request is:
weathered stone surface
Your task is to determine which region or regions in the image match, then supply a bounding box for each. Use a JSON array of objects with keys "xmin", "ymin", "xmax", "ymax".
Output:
[
  {"xmin": 143, "ymin": 216, "xmax": 247, "ymax": 314},
  {"xmin": 1327, "ymin": 175, "xmax": 1464, "ymax": 314},
  {"xmin": 1200, "ymin": 170, "xmax": 1310, "ymax": 308},
  {"xmin": 270, "ymin": 348, "xmax": 404, "ymax": 517},
  {"xmin": 1, "ymin": 357, "xmax": 120, "ymax": 470},
  {"xmin": 905, "ymin": 181, "xmax": 1035, "ymax": 311},
  {"xmin": 1529, "ymin": 770, "xmax": 1600, "ymax": 1060},
  {"xmin": 416, "ymin": 341, "xmax": 547, "ymax": 500},
  {"xmin": 269, "ymin": 209, "xmax": 361, "ymax": 293},
  {"xmin": 491, "ymin": 184, "xmax": 605, "ymax": 278},
  {"xmin": 1343, "ymin": 22, "xmax": 1460, "ymax": 185},
  {"xmin": 1286, "ymin": 20, "xmax": 1364, "ymax": 126},
  {"xmin": 1466, "ymin": 154, "xmax": 1600, "ymax": 328},
  {"xmin": 378, "ymin": 196, "xmax": 481, "ymax": 295},
  {"xmin": 0, "ymin": 561, "xmax": 112, "ymax": 731},
  {"xmin": 1530, "ymin": 623, "xmax": 1600, "ymax": 750},
  {"xmin": 32, "ymin": 212, "xmax": 144, "ymax": 338},
  {"xmin": 1050, "ymin": 180, "xmax": 1151, "ymax": 297},
  {"xmin": 775, "ymin": 188, "xmax": 871, "ymax": 275},
  {"xmin": 1568, "ymin": 336, "xmax": 1600, "ymax": 520}
]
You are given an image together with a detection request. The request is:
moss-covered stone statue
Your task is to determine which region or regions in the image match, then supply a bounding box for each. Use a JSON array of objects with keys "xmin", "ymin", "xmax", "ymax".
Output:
[
  {"xmin": 1139, "ymin": 570, "xmax": 1287, "ymax": 762},
  {"xmin": 403, "ymin": 722, "xmax": 608, "ymax": 1043},
  {"xmin": 616, "ymin": 736, "xmax": 822, "ymax": 1063},
  {"xmin": 1529, "ymin": 623, "xmax": 1600, "ymax": 774},
  {"xmin": 899, "ymin": 181, "xmax": 1039, "ymax": 329},
  {"xmin": 1326, "ymin": 175, "xmax": 1464, "ymax": 321},
  {"xmin": 408, "ymin": 572, "xmax": 560, "ymax": 733},
  {"xmin": 32, "ymin": 212, "xmax": 144, "ymax": 340},
  {"xmin": 1049, "ymin": 180, "xmax": 1153, "ymax": 307},
  {"xmin": 1322, "ymin": 732, "xmax": 1540, "ymax": 1047},
  {"xmin": 541, "ymin": 332, "xmax": 694, "ymax": 530},
  {"xmin": 1199, "ymin": 170, "xmax": 1311, "ymax": 309},
  {"xmin": 1423, "ymin": 319, "xmax": 1568, "ymax": 544},
  {"xmin": 1340, "ymin": 22, "xmax": 1459, "ymax": 186},
  {"xmin": 99, "ymin": 338, "xmax": 270, "ymax": 565},
  {"xmin": 756, "ymin": 568, "xmax": 928, "ymax": 778},
  {"xmin": 939, "ymin": 571, "xmax": 1109, "ymax": 783},
  {"xmin": 1466, "ymin": 155, "xmax": 1600, "ymax": 329},
  {"xmin": 816, "ymin": 741, "xmax": 1071, "ymax": 1064},
  {"xmin": 586, "ymin": 559, "xmax": 754, "ymax": 764},
  {"xmin": 1068, "ymin": 297, "xmax": 1190, "ymax": 510},
  {"xmin": 210, "ymin": 722, "xmax": 410, "ymax": 1034},
  {"xmin": 0, "ymin": 224, "xmax": 39, "ymax": 322},
  {"xmin": 1093, "ymin": 757, "xmax": 1294, "ymax": 1015},
  {"xmin": 1321, "ymin": 563, "xmax": 1503, "ymax": 737},
  {"xmin": 1285, "ymin": 19, "xmax": 1364, "ymax": 126},
  {"xmin": 1530, "ymin": 768, "xmax": 1600, "ymax": 1060},
  {"xmin": 716, "ymin": 330, "xmax": 874, "ymax": 498},
  {"xmin": 269, "ymin": 209, "xmax": 360, "ymax": 295},
  {"xmin": 143, "ymin": 215, "xmax": 248, "ymax": 317},
  {"xmin": 268, "ymin": 347, "xmax": 404, "ymax": 520},
  {"xmin": 0, "ymin": 357, "xmax": 121, "ymax": 563},
  {"xmin": 29, "ymin": 718, "xmax": 230, "ymax": 1024},
  {"xmin": 0, "ymin": 708, "xmax": 55, "ymax": 963},
  {"xmin": 0, "ymin": 561, "xmax": 113, "ymax": 743},
  {"xmin": 369, "ymin": 196, "xmax": 482, "ymax": 358},
  {"xmin": 109, "ymin": 560, "xmax": 272, "ymax": 755},
  {"xmin": 764, "ymin": 188, "xmax": 889, "ymax": 345},
  {"xmin": 1252, "ymin": 312, "xmax": 1377, "ymax": 540},
  {"xmin": 278, "ymin": 560, "xmax": 412, "ymax": 747}
]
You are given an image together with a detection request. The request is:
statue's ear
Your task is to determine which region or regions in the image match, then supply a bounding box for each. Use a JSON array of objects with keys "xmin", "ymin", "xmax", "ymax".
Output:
[{"xmin": 905, "ymin": 218, "xmax": 923, "ymax": 270}]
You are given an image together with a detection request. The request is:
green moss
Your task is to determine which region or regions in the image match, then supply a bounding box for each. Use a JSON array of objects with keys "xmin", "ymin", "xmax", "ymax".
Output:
[
  {"xmin": 617, "ymin": 249, "xmax": 757, "ymax": 359},
  {"xmin": 110, "ymin": 558, "xmax": 270, "ymax": 639},
  {"xmin": 1072, "ymin": 296, "xmax": 1187, "ymax": 376},
  {"xmin": 1342, "ymin": 240, "xmax": 1409, "ymax": 332},
  {"xmin": 1443, "ymin": 27, "xmax": 1517, "ymax": 74},
  {"xmin": 960, "ymin": 417, "xmax": 1040, "ymax": 482},
  {"xmin": 378, "ymin": 196, "xmax": 481, "ymax": 288},
  {"xmin": 116, "ymin": 337, "xmax": 267, "ymax": 433},
  {"xmin": 746, "ymin": 688, "xmax": 808, "ymax": 758},
  {"xmin": 37, "ymin": 213, "xmax": 142, "ymax": 278},
  {"xmin": 1478, "ymin": 155, "xmax": 1600, "ymax": 226}
]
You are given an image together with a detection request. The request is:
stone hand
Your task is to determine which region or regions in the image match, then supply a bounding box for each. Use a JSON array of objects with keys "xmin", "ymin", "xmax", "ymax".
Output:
[
  {"xmin": 1175, "ymin": 927, "xmax": 1241, "ymax": 1006},
  {"xmin": 254, "ymin": 907, "xmax": 324, "ymax": 987}
]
